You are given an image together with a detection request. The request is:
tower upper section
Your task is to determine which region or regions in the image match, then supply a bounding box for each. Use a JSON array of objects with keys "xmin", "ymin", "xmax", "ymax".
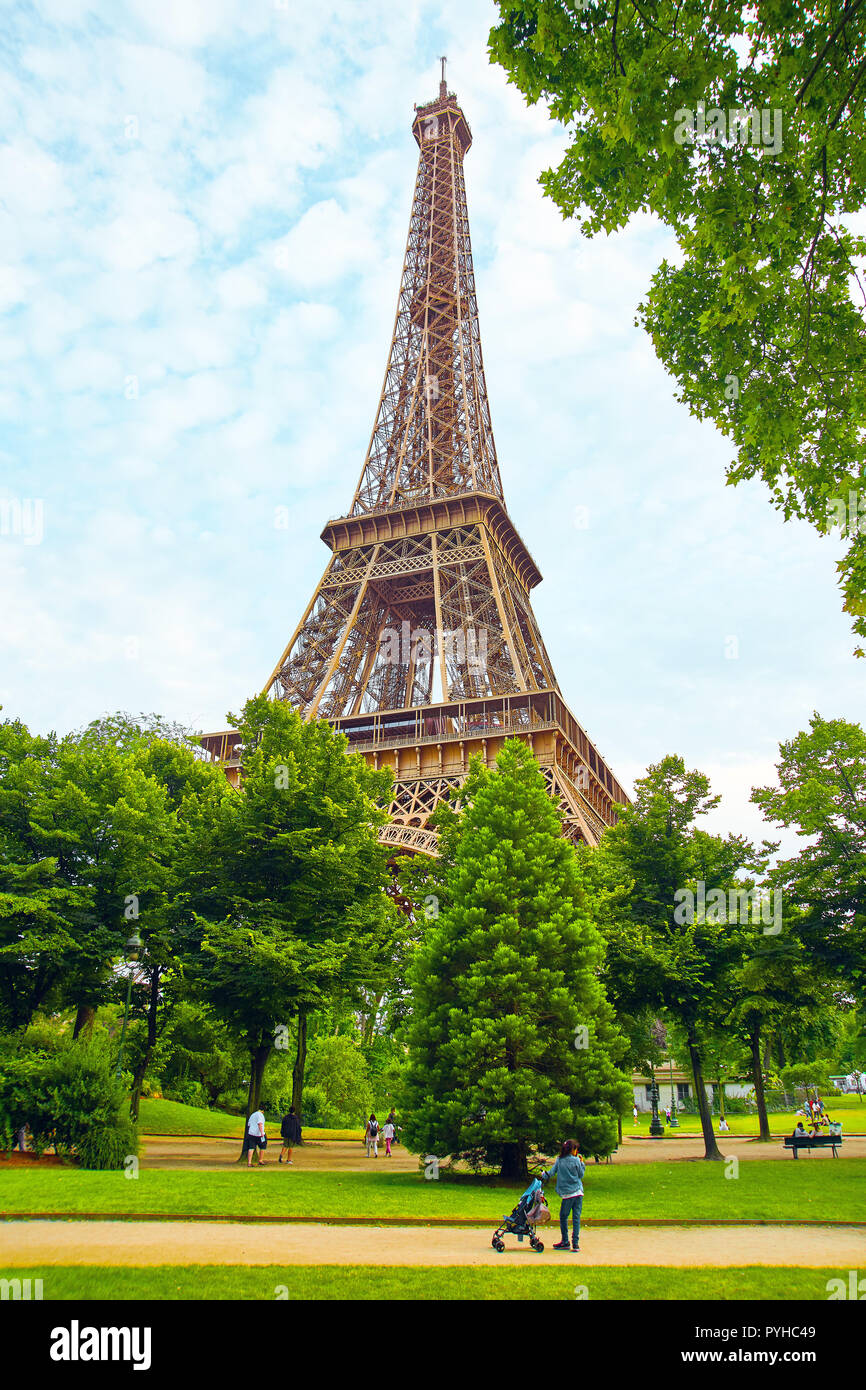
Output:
[{"xmin": 348, "ymin": 82, "xmax": 504, "ymax": 515}]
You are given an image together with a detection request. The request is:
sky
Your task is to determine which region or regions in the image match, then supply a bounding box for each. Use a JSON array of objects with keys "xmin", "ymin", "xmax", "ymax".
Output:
[{"xmin": 0, "ymin": 0, "xmax": 862, "ymax": 851}]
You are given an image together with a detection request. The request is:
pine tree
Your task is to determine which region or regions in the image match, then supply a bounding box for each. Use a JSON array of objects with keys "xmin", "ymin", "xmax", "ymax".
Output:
[{"xmin": 400, "ymin": 739, "xmax": 630, "ymax": 1179}]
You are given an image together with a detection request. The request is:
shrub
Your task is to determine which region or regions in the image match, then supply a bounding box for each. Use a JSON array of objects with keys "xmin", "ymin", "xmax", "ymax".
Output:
[
  {"xmin": 162, "ymin": 1079, "xmax": 209, "ymax": 1110},
  {"xmin": 0, "ymin": 1041, "xmax": 53, "ymax": 1153},
  {"xmin": 77, "ymin": 1116, "xmax": 139, "ymax": 1171},
  {"xmin": 0, "ymin": 1032, "xmax": 138, "ymax": 1169}
]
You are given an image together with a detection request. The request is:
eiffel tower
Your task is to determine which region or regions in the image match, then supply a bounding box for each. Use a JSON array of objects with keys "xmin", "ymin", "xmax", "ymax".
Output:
[{"xmin": 203, "ymin": 65, "xmax": 627, "ymax": 854}]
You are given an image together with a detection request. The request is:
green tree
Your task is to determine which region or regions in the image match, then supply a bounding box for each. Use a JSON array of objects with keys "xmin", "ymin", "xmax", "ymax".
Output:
[
  {"xmin": 752, "ymin": 713, "xmax": 866, "ymax": 1004},
  {"xmin": 0, "ymin": 716, "xmax": 176, "ymax": 1039},
  {"xmin": 400, "ymin": 740, "xmax": 630, "ymax": 1179},
  {"xmin": 305, "ymin": 1034, "xmax": 373, "ymax": 1126},
  {"xmin": 188, "ymin": 695, "xmax": 402, "ymax": 1133},
  {"xmin": 489, "ymin": 2, "xmax": 866, "ymax": 646},
  {"xmin": 155, "ymin": 1000, "xmax": 247, "ymax": 1109},
  {"xmin": 724, "ymin": 932, "xmax": 831, "ymax": 1140},
  {"xmin": 835, "ymin": 1007, "xmax": 866, "ymax": 1083},
  {"xmin": 595, "ymin": 755, "xmax": 755, "ymax": 1158}
]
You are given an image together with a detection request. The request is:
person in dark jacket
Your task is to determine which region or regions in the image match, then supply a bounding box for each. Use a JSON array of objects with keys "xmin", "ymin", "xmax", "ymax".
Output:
[{"xmin": 279, "ymin": 1106, "xmax": 302, "ymax": 1164}]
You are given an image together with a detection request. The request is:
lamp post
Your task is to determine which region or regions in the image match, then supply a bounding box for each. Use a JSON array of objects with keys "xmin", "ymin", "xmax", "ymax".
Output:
[
  {"xmin": 114, "ymin": 929, "xmax": 142, "ymax": 1079},
  {"xmin": 669, "ymin": 1053, "xmax": 679, "ymax": 1128},
  {"xmin": 649, "ymin": 1076, "xmax": 664, "ymax": 1138}
]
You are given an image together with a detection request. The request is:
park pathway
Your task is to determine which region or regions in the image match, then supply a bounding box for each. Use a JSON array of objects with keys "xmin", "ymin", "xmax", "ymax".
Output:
[
  {"xmin": 137, "ymin": 1133, "xmax": 866, "ymax": 1170},
  {"xmin": 3, "ymin": 1219, "xmax": 865, "ymax": 1267}
]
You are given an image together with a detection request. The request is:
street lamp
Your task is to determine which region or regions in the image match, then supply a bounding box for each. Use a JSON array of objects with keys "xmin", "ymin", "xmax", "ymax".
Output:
[
  {"xmin": 114, "ymin": 929, "xmax": 142, "ymax": 1079},
  {"xmin": 669, "ymin": 1053, "xmax": 679, "ymax": 1128},
  {"xmin": 649, "ymin": 1076, "xmax": 664, "ymax": 1138}
]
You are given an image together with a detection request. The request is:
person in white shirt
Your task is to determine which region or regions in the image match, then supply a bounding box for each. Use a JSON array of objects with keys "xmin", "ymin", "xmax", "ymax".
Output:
[
  {"xmin": 382, "ymin": 1119, "xmax": 395, "ymax": 1156},
  {"xmin": 247, "ymin": 1108, "xmax": 266, "ymax": 1167}
]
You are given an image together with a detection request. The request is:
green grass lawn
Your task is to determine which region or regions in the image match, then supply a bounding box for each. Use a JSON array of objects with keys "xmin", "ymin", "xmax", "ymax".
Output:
[
  {"xmin": 136, "ymin": 1098, "xmax": 358, "ymax": 1142},
  {"xmin": 5, "ymin": 1263, "xmax": 843, "ymax": 1301},
  {"xmin": 628, "ymin": 1094, "xmax": 866, "ymax": 1139},
  {"xmin": 138, "ymin": 1095, "xmax": 866, "ymax": 1142},
  {"xmin": 3, "ymin": 1159, "xmax": 865, "ymax": 1223}
]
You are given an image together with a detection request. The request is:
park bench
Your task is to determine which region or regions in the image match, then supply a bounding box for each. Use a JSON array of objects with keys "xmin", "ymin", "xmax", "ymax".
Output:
[{"xmin": 783, "ymin": 1134, "xmax": 843, "ymax": 1159}]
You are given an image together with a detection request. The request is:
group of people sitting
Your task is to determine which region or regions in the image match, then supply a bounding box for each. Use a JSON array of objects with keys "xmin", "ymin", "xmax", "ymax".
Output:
[{"xmin": 791, "ymin": 1094, "xmax": 840, "ymax": 1140}]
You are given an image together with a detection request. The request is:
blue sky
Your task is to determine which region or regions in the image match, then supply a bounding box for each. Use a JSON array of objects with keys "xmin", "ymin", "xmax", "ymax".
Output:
[{"xmin": 0, "ymin": 0, "xmax": 862, "ymax": 849}]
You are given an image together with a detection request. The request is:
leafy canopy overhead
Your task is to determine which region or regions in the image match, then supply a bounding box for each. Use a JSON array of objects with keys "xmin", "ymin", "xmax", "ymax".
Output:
[{"xmin": 489, "ymin": 1, "xmax": 866, "ymax": 646}]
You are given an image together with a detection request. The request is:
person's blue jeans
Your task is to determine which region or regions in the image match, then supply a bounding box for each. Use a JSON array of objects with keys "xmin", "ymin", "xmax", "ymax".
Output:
[{"xmin": 559, "ymin": 1194, "xmax": 583, "ymax": 1246}]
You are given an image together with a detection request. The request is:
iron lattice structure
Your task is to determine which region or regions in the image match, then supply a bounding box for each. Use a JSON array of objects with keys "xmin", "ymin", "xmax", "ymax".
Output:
[{"xmin": 203, "ymin": 75, "xmax": 627, "ymax": 852}]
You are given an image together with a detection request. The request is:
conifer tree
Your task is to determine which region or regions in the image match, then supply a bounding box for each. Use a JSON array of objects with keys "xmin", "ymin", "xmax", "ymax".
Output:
[{"xmin": 400, "ymin": 740, "xmax": 630, "ymax": 1179}]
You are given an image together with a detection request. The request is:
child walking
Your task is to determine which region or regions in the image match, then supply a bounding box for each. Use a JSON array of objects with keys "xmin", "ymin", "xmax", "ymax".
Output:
[
  {"xmin": 382, "ymin": 1117, "xmax": 395, "ymax": 1156},
  {"xmin": 365, "ymin": 1114, "xmax": 380, "ymax": 1158}
]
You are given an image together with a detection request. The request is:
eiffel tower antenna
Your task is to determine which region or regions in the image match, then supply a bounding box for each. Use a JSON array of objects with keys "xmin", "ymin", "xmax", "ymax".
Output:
[{"xmin": 203, "ymin": 82, "xmax": 627, "ymax": 854}]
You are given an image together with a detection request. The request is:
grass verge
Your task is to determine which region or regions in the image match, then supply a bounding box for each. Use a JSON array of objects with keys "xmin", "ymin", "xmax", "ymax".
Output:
[
  {"xmin": 6, "ymin": 1264, "xmax": 844, "ymax": 1300},
  {"xmin": 2, "ymin": 1160, "xmax": 865, "ymax": 1223}
]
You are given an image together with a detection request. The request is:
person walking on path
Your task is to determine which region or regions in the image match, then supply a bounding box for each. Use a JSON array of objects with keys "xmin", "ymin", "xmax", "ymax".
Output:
[
  {"xmin": 632, "ymin": 1105, "xmax": 638, "ymax": 1125},
  {"xmin": 246, "ymin": 1107, "xmax": 266, "ymax": 1168},
  {"xmin": 279, "ymin": 1106, "xmax": 301, "ymax": 1164},
  {"xmin": 386, "ymin": 1107, "xmax": 399, "ymax": 1146},
  {"xmin": 365, "ymin": 1113, "xmax": 379, "ymax": 1158},
  {"xmin": 546, "ymin": 1139, "xmax": 586, "ymax": 1252},
  {"xmin": 382, "ymin": 1117, "xmax": 395, "ymax": 1156}
]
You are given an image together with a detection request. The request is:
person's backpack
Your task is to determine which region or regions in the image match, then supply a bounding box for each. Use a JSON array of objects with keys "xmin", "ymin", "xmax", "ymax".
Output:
[{"xmin": 369, "ymin": 1120, "xmax": 379, "ymax": 1137}]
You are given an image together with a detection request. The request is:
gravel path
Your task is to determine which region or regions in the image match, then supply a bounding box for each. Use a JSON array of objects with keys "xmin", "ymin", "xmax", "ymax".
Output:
[
  {"xmin": 2, "ymin": 1219, "xmax": 864, "ymax": 1268},
  {"xmin": 137, "ymin": 1134, "xmax": 866, "ymax": 1170}
]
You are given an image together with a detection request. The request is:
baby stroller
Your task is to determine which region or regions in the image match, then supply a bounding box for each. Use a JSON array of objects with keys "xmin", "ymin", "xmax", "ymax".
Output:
[{"xmin": 491, "ymin": 1176, "xmax": 550, "ymax": 1252}]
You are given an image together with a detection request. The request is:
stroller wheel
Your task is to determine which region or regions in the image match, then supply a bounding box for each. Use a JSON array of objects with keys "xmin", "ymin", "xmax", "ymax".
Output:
[
  {"xmin": 492, "ymin": 1238, "xmax": 504, "ymax": 1252},
  {"xmin": 530, "ymin": 1238, "xmax": 544, "ymax": 1252}
]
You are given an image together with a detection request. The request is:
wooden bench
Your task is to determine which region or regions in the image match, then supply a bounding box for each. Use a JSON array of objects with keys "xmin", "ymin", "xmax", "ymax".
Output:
[{"xmin": 783, "ymin": 1134, "xmax": 843, "ymax": 1158}]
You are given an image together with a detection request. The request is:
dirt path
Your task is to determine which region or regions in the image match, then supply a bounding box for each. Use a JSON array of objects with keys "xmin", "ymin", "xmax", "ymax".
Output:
[
  {"xmin": 2, "ymin": 1219, "xmax": 863, "ymax": 1268},
  {"xmin": 138, "ymin": 1134, "xmax": 866, "ymax": 1171},
  {"xmin": 141, "ymin": 1137, "xmax": 420, "ymax": 1172}
]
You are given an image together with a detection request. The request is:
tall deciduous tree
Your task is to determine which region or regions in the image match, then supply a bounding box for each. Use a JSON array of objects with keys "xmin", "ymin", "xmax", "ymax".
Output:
[
  {"xmin": 188, "ymin": 695, "xmax": 402, "ymax": 1129},
  {"xmin": 594, "ymin": 755, "xmax": 755, "ymax": 1159},
  {"xmin": 0, "ymin": 715, "xmax": 179, "ymax": 1038},
  {"xmin": 723, "ymin": 931, "xmax": 831, "ymax": 1141},
  {"xmin": 752, "ymin": 714, "xmax": 866, "ymax": 1004},
  {"xmin": 489, "ymin": 2, "xmax": 866, "ymax": 646},
  {"xmin": 400, "ymin": 740, "xmax": 630, "ymax": 1179}
]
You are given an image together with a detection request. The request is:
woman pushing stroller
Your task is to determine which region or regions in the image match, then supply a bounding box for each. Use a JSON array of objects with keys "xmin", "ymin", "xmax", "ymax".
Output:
[{"xmin": 544, "ymin": 1138, "xmax": 585, "ymax": 1252}]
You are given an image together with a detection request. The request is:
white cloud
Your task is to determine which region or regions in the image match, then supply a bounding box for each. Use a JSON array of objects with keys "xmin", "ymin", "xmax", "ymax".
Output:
[
  {"xmin": 0, "ymin": 0, "xmax": 860, "ymax": 829},
  {"xmin": 0, "ymin": 140, "xmax": 72, "ymax": 218},
  {"xmin": 92, "ymin": 185, "xmax": 200, "ymax": 271}
]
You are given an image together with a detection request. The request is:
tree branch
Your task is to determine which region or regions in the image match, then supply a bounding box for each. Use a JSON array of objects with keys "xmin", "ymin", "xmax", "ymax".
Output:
[
  {"xmin": 795, "ymin": 0, "xmax": 866, "ymax": 107},
  {"xmin": 611, "ymin": 0, "xmax": 627, "ymax": 77}
]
